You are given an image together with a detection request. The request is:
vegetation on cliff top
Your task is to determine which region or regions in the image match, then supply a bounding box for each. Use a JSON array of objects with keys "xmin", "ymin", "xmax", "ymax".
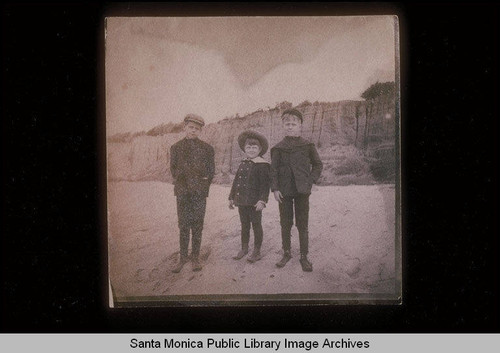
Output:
[{"xmin": 108, "ymin": 81, "xmax": 395, "ymax": 143}]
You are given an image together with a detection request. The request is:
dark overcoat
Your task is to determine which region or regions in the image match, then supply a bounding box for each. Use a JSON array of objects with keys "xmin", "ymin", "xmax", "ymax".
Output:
[
  {"xmin": 229, "ymin": 158, "xmax": 271, "ymax": 206},
  {"xmin": 270, "ymin": 136, "xmax": 323, "ymax": 195},
  {"xmin": 170, "ymin": 137, "xmax": 215, "ymax": 197}
]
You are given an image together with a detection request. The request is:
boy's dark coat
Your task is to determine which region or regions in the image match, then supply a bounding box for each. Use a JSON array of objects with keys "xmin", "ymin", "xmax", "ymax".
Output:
[
  {"xmin": 270, "ymin": 136, "xmax": 323, "ymax": 195},
  {"xmin": 170, "ymin": 137, "xmax": 215, "ymax": 197},
  {"xmin": 229, "ymin": 159, "xmax": 271, "ymax": 206}
]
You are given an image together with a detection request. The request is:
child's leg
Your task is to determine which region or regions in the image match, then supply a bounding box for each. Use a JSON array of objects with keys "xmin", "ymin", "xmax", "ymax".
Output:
[
  {"xmin": 294, "ymin": 194, "xmax": 310, "ymax": 254},
  {"xmin": 276, "ymin": 196, "xmax": 294, "ymax": 268},
  {"xmin": 176, "ymin": 195, "xmax": 191, "ymax": 258},
  {"xmin": 190, "ymin": 195, "xmax": 207, "ymax": 260},
  {"xmin": 250, "ymin": 209, "xmax": 263, "ymax": 250},
  {"xmin": 295, "ymin": 194, "xmax": 312, "ymax": 271},
  {"xmin": 238, "ymin": 206, "xmax": 251, "ymax": 248},
  {"xmin": 247, "ymin": 209, "xmax": 263, "ymax": 263},
  {"xmin": 172, "ymin": 195, "xmax": 192, "ymax": 273},
  {"xmin": 278, "ymin": 196, "xmax": 294, "ymax": 252},
  {"xmin": 233, "ymin": 206, "xmax": 251, "ymax": 259}
]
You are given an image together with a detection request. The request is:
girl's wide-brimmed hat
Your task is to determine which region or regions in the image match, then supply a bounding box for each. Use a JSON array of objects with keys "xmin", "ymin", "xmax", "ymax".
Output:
[{"xmin": 237, "ymin": 130, "xmax": 269, "ymax": 156}]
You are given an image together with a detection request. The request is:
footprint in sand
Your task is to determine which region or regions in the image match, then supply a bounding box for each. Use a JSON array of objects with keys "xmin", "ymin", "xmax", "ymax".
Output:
[
  {"xmin": 200, "ymin": 247, "xmax": 212, "ymax": 261},
  {"xmin": 167, "ymin": 252, "xmax": 180, "ymax": 261},
  {"xmin": 217, "ymin": 230, "xmax": 238, "ymax": 240},
  {"xmin": 378, "ymin": 263, "xmax": 388, "ymax": 280},
  {"xmin": 148, "ymin": 268, "xmax": 159, "ymax": 280},
  {"xmin": 134, "ymin": 268, "xmax": 146, "ymax": 282},
  {"xmin": 345, "ymin": 258, "xmax": 361, "ymax": 278},
  {"xmin": 132, "ymin": 229, "xmax": 148, "ymax": 237},
  {"xmin": 152, "ymin": 281, "xmax": 161, "ymax": 291}
]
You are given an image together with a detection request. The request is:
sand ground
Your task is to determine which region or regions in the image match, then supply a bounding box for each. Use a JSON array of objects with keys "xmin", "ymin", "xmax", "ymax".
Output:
[{"xmin": 107, "ymin": 182, "xmax": 397, "ymax": 301}]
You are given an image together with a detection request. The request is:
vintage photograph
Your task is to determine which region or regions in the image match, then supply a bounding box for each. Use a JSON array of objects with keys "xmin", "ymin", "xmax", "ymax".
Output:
[{"xmin": 105, "ymin": 16, "xmax": 401, "ymax": 306}]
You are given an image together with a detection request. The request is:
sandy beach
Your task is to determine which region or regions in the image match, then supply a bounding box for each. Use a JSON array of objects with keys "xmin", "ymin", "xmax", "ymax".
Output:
[{"xmin": 107, "ymin": 181, "xmax": 397, "ymax": 303}]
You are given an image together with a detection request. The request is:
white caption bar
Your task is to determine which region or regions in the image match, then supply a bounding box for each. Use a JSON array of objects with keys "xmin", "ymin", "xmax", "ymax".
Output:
[{"xmin": 0, "ymin": 334, "xmax": 499, "ymax": 353}]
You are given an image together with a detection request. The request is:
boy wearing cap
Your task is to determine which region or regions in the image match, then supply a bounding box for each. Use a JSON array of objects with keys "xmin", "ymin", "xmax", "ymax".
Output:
[
  {"xmin": 271, "ymin": 109, "xmax": 323, "ymax": 272},
  {"xmin": 170, "ymin": 114, "xmax": 215, "ymax": 273},
  {"xmin": 229, "ymin": 130, "xmax": 271, "ymax": 263}
]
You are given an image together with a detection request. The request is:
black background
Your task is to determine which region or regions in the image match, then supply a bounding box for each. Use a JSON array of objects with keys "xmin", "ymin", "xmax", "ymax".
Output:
[{"xmin": 1, "ymin": 2, "xmax": 498, "ymax": 332}]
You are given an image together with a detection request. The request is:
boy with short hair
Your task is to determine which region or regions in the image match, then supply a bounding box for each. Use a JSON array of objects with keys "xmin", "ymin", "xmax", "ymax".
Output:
[
  {"xmin": 170, "ymin": 114, "xmax": 215, "ymax": 273},
  {"xmin": 229, "ymin": 130, "xmax": 271, "ymax": 263},
  {"xmin": 270, "ymin": 109, "xmax": 323, "ymax": 272}
]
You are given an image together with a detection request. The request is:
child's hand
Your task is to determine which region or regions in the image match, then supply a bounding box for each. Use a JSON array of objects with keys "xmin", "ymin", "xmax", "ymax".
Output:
[
  {"xmin": 255, "ymin": 201, "xmax": 266, "ymax": 211},
  {"xmin": 228, "ymin": 200, "xmax": 235, "ymax": 210},
  {"xmin": 273, "ymin": 191, "xmax": 283, "ymax": 203}
]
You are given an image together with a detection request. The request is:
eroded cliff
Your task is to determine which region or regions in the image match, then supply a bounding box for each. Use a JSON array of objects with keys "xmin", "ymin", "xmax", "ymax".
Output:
[{"xmin": 107, "ymin": 96, "xmax": 396, "ymax": 185}]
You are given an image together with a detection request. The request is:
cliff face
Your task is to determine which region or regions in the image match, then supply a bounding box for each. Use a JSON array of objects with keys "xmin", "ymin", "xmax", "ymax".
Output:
[{"xmin": 107, "ymin": 96, "xmax": 396, "ymax": 185}]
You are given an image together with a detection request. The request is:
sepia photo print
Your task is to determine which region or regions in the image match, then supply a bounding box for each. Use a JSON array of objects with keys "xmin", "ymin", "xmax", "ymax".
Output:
[{"xmin": 105, "ymin": 16, "xmax": 401, "ymax": 306}]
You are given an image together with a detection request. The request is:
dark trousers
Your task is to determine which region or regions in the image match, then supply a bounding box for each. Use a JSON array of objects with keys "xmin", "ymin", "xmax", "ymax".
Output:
[
  {"xmin": 176, "ymin": 193, "xmax": 207, "ymax": 258},
  {"xmin": 238, "ymin": 206, "xmax": 263, "ymax": 250},
  {"xmin": 278, "ymin": 194, "xmax": 310, "ymax": 254}
]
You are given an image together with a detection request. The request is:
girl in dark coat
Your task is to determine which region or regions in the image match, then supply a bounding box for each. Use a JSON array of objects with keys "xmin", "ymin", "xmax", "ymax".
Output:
[{"xmin": 229, "ymin": 130, "xmax": 271, "ymax": 263}]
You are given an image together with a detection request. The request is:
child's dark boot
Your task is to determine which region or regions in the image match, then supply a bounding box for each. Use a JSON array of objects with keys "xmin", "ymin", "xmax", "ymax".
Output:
[
  {"xmin": 247, "ymin": 248, "xmax": 262, "ymax": 263},
  {"xmin": 233, "ymin": 245, "xmax": 249, "ymax": 260},
  {"xmin": 172, "ymin": 254, "xmax": 189, "ymax": 273},
  {"xmin": 191, "ymin": 256, "xmax": 202, "ymax": 272},
  {"xmin": 275, "ymin": 250, "xmax": 292, "ymax": 268},
  {"xmin": 299, "ymin": 254, "xmax": 313, "ymax": 272}
]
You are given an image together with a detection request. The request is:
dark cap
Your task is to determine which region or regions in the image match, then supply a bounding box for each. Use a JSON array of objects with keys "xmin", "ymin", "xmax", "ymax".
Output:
[
  {"xmin": 237, "ymin": 130, "xmax": 269, "ymax": 156},
  {"xmin": 184, "ymin": 114, "xmax": 205, "ymax": 127},
  {"xmin": 281, "ymin": 108, "xmax": 303, "ymax": 123}
]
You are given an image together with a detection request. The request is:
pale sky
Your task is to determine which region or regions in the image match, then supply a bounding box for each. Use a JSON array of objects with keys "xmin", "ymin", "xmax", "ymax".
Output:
[{"xmin": 105, "ymin": 16, "xmax": 396, "ymax": 135}]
